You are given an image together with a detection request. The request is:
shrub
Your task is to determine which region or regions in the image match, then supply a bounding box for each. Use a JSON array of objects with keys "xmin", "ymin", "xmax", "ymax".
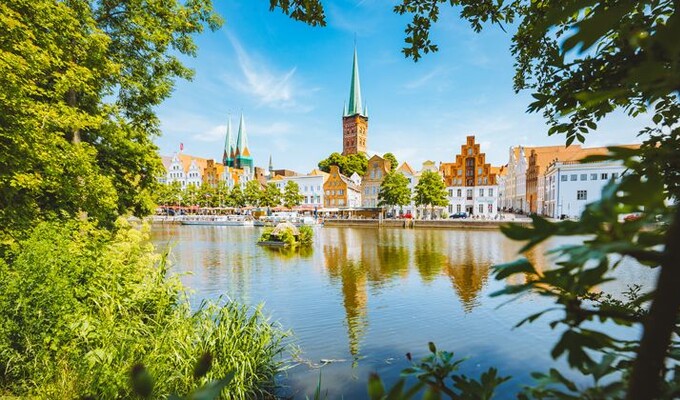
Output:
[
  {"xmin": 0, "ymin": 219, "xmax": 285, "ymax": 399},
  {"xmin": 258, "ymin": 227, "xmax": 274, "ymax": 242},
  {"xmin": 298, "ymin": 225, "xmax": 313, "ymax": 246}
]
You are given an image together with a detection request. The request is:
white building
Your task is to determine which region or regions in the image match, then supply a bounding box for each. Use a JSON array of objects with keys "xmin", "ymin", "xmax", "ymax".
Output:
[
  {"xmin": 543, "ymin": 160, "xmax": 625, "ymax": 219},
  {"xmin": 396, "ymin": 162, "xmax": 419, "ymax": 216},
  {"xmin": 272, "ymin": 169, "xmax": 329, "ymax": 209},
  {"xmin": 162, "ymin": 153, "xmax": 208, "ymax": 189},
  {"xmin": 446, "ymin": 185, "xmax": 498, "ymax": 217}
]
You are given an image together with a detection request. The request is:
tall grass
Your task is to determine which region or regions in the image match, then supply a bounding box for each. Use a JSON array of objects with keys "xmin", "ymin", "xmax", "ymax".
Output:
[{"xmin": 0, "ymin": 219, "xmax": 286, "ymax": 399}]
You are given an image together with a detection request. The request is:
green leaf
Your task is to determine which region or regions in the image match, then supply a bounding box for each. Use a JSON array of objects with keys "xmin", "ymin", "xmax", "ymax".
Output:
[{"xmin": 493, "ymin": 258, "xmax": 536, "ymax": 280}]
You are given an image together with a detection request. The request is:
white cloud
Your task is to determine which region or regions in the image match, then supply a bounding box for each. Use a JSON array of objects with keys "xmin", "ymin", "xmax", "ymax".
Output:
[
  {"xmin": 404, "ymin": 69, "xmax": 442, "ymax": 90},
  {"xmin": 222, "ymin": 33, "xmax": 313, "ymax": 111}
]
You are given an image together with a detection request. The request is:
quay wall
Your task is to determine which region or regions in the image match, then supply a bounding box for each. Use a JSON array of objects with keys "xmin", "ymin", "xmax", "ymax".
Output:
[{"xmin": 323, "ymin": 219, "xmax": 532, "ymax": 229}]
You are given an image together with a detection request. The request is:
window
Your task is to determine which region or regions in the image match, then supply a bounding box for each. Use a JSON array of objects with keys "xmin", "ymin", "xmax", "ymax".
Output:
[
  {"xmin": 479, "ymin": 204, "xmax": 484, "ymax": 214},
  {"xmin": 448, "ymin": 205, "xmax": 453, "ymax": 213},
  {"xmin": 580, "ymin": 174, "xmax": 587, "ymax": 181},
  {"xmin": 488, "ymin": 204, "xmax": 493, "ymax": 213},
  {"xmin": 561, "ymin": 175, "xmax": 568, "ymax": 182},
  {"xmin": 339, "ymin": 189, "xmax": 344, "ymax": 195},
  {"xmin": 477, "ymin": 177, "xmax": 482, "ymax": 184},
  {"xmin": 570, "ymin": 174, "xmax": 577, "ymax": 181},
  {"xmin": 457, "ymin": 169, "xmax": 462, "ymax": 176},
  {"xmin": 601, "ymin": 173, "xmax": 608, "ymax": 180},
  {"xmin": 479, "ymin": 188, "xmax": 484, "ymax": 197},
  {"xmin": 448, "ymin": 189, "xmax": 453, "ymax": 197},
  {"xmin": 483, "ymin": 177, "xmax": 488, "ymax": 185},
  {"xmin": 457, "ymin": 204, "xmax": 461, "ymax": 213},
  {"xmin": 468, "ymin": 148, "xmax": 473, "ymax": 155},
  {"xmin": 466, "ymin": 189, "xmax": 473, "ymax": 200},
  {"xmin": 489, "ymin": 188, "xmax": 494, "ymax": 197},
  {"xmin": 457, "ymin": 189, "xmax": 462, "ymax": 197},
  {"xmin": 478, "ymin": 168, "xmax": 483, "ymax": 175},
  {"xmin": 339, "ymin": 199, "xmax": 345, "ymax": 206},
  {"xmin": 612, "ymin": 172, "xmax": 619, "ymax": 179},
  {"xmin": 577, "ymin": 190, "xmax": 587, "ymax": 200},
  {"xmin": 591, "ymin": 173, "xmax": 597, "ymax": 180}
]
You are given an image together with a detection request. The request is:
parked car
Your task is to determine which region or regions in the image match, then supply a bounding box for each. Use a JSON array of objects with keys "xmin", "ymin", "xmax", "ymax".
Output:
[
  {"xmin": 449, "ymin": 212, "xmax": 468, "ymax": 219},
  {"xmin": 399, "ymin": 212, "xmax": 413, "ymax": 219}
]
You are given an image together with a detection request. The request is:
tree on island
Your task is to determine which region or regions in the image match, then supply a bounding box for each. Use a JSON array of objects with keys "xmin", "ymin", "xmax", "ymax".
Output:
[
  {"xmin": 378, "ymin": 172, "xmax": 411, "ymax": 214},
  {"xmin": 244, "ymin": 180, "xmax": 262, "ymax": 207},
  {"xmin": 318, "ymin": 152, "xmax": 368, "ymax": 177},
  {"xmin": 283, "ymin": 181, "xmax": 304, "ymax": 209},
  {"xmin": 271, "ymin": 1, "xmax": 680, "ymax": 398},
  {"xmin": 260, "ymin": 183, "xmax": 282, "ymax": 208},
  {"xmin": 383, "ymin": 153, "xmax": 398, "ymax": 172},
  {"xmin": 413, "ymin": 171, "xmax": 448, "ymax": 219}
]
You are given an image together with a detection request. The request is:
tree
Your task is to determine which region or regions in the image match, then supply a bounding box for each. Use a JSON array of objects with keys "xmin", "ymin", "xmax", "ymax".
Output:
[
  {"xmin": 413, "ymin": 171, "xmax": 448, "ymax": 218},
  {"xmin": 318, "ymin": 152, "xmax": 368, "ymax": 176},
  {"xmin": 383, "ymin": 153, "xmax": 398, "ymax": 172},
  {"xmin": 283, "ymin": 181, "xmax": 304, "ymax": 209},
  {"xmin": 215, "ymin": 181, "xmax": 230, "ymax": 208},
  {"xmin": 271, "ymin": 1, "xmax": 680, "ymax": 399},
  {"xmin": 244, "ymin": 180, "xmax": 262, "ymax": 207},
  {"xmin": 230, "ymin": 185, "xmax": 246, "ymax": 208},
  {"xmin": 0, "ymin": 0, "xmax": 221, "ymax": 239},
  {"xmin": 378, "ymin": 172, "xmax": 411, "ymax": 212},
  {"xmin": 260, "ymin": 183, "xmax": 282, "ymax": 208}
]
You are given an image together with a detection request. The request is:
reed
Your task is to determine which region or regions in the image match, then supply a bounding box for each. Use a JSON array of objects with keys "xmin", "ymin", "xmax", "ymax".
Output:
[{"xmin": 0, "ymin": 219, "xmax": 286, "ymax": 399}]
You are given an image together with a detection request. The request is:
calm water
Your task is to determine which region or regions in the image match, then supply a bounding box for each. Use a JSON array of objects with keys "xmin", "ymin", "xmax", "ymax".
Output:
[{"xmin": 150, "ymin": 225, "xmax": 654, "ymax": 399}]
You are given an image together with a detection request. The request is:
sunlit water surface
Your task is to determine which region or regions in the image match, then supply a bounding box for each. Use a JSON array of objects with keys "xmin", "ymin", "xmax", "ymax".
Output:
[{"xmin": 150, "ymin": 225, "xmax": 654, "ymax": 399}]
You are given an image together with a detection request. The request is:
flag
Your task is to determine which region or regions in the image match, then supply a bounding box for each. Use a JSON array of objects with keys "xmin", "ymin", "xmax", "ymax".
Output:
[{"xmin": 180, "ymin": 143, "xmax": 184, "ymax": 151}]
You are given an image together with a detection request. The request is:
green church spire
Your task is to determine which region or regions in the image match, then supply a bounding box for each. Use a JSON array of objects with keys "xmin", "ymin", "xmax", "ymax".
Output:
[
  {"xmin": 223, "ymin": 116, "xmax": 234, "ymax": 167},
  {"xmin": 346, "ymin": 46, "xmax": 363, "ymax": 116}
]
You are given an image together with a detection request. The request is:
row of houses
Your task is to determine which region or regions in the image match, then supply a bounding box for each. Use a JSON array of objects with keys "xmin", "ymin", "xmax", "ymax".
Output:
[{"xmin": 158, "ymin": 128, "xmax": 634, "ymax": 219}]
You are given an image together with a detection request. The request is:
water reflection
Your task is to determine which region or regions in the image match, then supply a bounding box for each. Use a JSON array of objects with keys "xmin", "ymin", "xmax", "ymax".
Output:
[{"xmin": 150, "ymin": 225, "xmax": 655, "ymax": 399}]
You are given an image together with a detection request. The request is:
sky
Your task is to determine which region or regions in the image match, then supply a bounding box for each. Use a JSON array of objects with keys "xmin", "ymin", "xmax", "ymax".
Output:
[{"xmin": 155, "ymin": 0, "xmax": 651, "ymax": 173}]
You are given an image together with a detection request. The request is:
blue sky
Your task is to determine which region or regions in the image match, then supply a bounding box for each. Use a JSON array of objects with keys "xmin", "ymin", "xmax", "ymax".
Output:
[{"xmin": 155, "ymin": 0, "xmax": 650, "ymax": 172}]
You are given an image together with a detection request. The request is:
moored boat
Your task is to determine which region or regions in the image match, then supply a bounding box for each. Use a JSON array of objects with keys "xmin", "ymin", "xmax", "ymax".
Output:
[{"xmin": 180, "ymin": 215, "xmax": 254, "ymax": 226}]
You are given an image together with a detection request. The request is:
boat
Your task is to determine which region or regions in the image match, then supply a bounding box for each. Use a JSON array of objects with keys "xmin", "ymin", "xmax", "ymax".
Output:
[{"xmin": 180, "ymin": 215, "xmax": 254, "ymax": 226}]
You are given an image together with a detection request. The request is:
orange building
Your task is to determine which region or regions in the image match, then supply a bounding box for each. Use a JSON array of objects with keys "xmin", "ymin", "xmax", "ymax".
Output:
[
  {"xmin": 440, "ymin": 136, "xmax": 498, "ymax": 187},
  {"xmin": 324, "ymin": 165, "xmax": 361, "ymax": 208}
]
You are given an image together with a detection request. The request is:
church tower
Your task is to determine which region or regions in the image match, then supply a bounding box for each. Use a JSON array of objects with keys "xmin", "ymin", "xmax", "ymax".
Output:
[
  {"xmin": 342, "ymin": 46, "xmax": 368, "ymax": 156},
  {"xmin": 223, "ymin": 116, "xmax": 234, "ymax": 167},
  {"xmin": 234, "ymin": 113, "xmax": 254, "ymax": 174}
]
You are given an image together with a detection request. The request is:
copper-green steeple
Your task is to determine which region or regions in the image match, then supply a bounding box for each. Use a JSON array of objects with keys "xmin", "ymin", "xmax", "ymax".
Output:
[
  {"xmin": 223, "ymin": 116, "xmax": 234, "ymax": 167},
  {"xmin": 345, "ymin": 46, "xmax": 364, "ymax": 116}
]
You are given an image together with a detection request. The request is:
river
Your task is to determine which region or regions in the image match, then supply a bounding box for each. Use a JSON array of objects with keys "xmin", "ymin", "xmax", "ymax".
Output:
[{"xmin": 149, "ymin": 224, "xmax": 654, "ymax": 399}]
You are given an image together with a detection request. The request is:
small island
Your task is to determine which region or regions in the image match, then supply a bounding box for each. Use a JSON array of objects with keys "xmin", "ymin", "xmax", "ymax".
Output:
[{"xmin": 258, "ymin": 222, "xmax": 313, "ymax": 248}]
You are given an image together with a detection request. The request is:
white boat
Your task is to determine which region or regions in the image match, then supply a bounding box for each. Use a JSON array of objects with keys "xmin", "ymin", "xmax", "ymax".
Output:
[{"xmin": 180, "ymin": 215, "xmax": 254, "ymax": 226}]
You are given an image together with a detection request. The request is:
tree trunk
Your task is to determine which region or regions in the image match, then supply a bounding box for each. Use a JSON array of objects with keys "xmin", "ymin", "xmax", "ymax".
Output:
[
  {"xmin": 67, "ymin": 88, "xmax": 81, "ymax": 144},
  {"xmin": 626, "ymin": 205, "xmax": 680, "ymax": 400}
]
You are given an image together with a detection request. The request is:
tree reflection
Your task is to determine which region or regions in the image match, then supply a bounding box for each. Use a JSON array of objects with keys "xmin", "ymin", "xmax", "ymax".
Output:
[{"xmin": 414, "ymin": 230, "xmax": 448, "ymax": 282}]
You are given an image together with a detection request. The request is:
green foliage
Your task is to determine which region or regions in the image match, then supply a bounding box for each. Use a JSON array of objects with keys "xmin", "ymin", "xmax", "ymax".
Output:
[
  {"xmin": 413, "ymin": 170, "xmax": 448, "ymax": 211},
  {"xmin": 258, "ymin": 227, "xmax": 274, "ymax": 242},
  {"xmin": 283, "ymin": 181, "xmax": 304, "ymax": 209},
  {"xmin": 230, "ymin": 185, "xmax": 246, "ymax": 208},
  {"xmin": 318, "ymin": 152, "xmax": 368, "ymax": 177},
  {"xmin": 261, "ymin": 183, "xmax": 282, "ymax": 208},
  {"xmin": 383, "ymin": 153, "xmax": 398, "ymax": 172},
  {"xmin": 378, "ymin": 172, "xmax": 412, "ymax": 209},
  {"xmin": 244, "ymin": 180, "xmax": 262, "ymax": 207},
  {"xmin": 0, "ymin": 219, "xmax": 285, "ymax": 399},
  {"xmin": 369, "ymin": 343, "xmax": 510, "ymax": 399},
  {"xmin": 279, "ymin": 228, "xmax": 296, "ymax": 247},
  {"xmin": 298, "ymin": 225, "xmax": 314, "ymax": 246},
  {"xmin": 0, "ymin": 0, "xmax": 222, "ymax": 239}
]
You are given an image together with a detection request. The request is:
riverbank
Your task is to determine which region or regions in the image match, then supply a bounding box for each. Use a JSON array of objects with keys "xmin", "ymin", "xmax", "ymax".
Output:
[{"xmin": 323, "ymin": 218, "xmax": 533, "ymax": 229}]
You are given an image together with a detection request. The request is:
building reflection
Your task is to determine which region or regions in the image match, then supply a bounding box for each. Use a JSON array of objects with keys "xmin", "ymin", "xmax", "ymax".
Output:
[
  {"xmin": 323, "ymin": 229, "xmax": 368, "ymax": 366},
  {"xmin": 414, "ymin": 230, "xmax": 449, "ymax": 282}
]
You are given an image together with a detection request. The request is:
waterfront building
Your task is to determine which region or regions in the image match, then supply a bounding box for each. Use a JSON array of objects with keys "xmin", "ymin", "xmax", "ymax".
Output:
[
  {"xmin": 496, "ymin": 165, "xmax": 508, "ymax": 210},
  {"xmin": 324, "ymin": 165, "xmax": 361, "ymax": 208},
  {"xmin": 440, "ymin": 136, "xmax": 499, "ymax": 217},
  {"xmin": 162, "ymin": 152, "xmax": 208, "ymax": 188},
  {"xmin": 396, "ymin": 162, "xmax": 419, "ymax": 216},
  {"xmin": 361, "ymin": 154, "xmax": 391, "ymax": 208},
  {"xmin": 342, "ymin": 46, "xmax": 368, "ymax": 156},
  {"xmin": 203, "ymin": 159, "xmax": 224, "ymax": 188},
  {"xmin": 543, "ymin": 159, "xmax": 626, "ymax": 219},
  {"xmin": 272, "ymin": 169, "xmax": 329, "ymax": 210}
]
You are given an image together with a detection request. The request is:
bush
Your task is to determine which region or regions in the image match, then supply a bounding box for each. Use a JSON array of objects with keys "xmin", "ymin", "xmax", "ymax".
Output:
[
  {"xmin": 298, "ymin": 225, "xmax": 313, "ymax": 246},
  {"xmin": 0, "ymin": 219, "xmax": 285, "ymax": 399},
  {"xmin": 258, "ymin": 227, "xmax": 274, "ymax": 242}
]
